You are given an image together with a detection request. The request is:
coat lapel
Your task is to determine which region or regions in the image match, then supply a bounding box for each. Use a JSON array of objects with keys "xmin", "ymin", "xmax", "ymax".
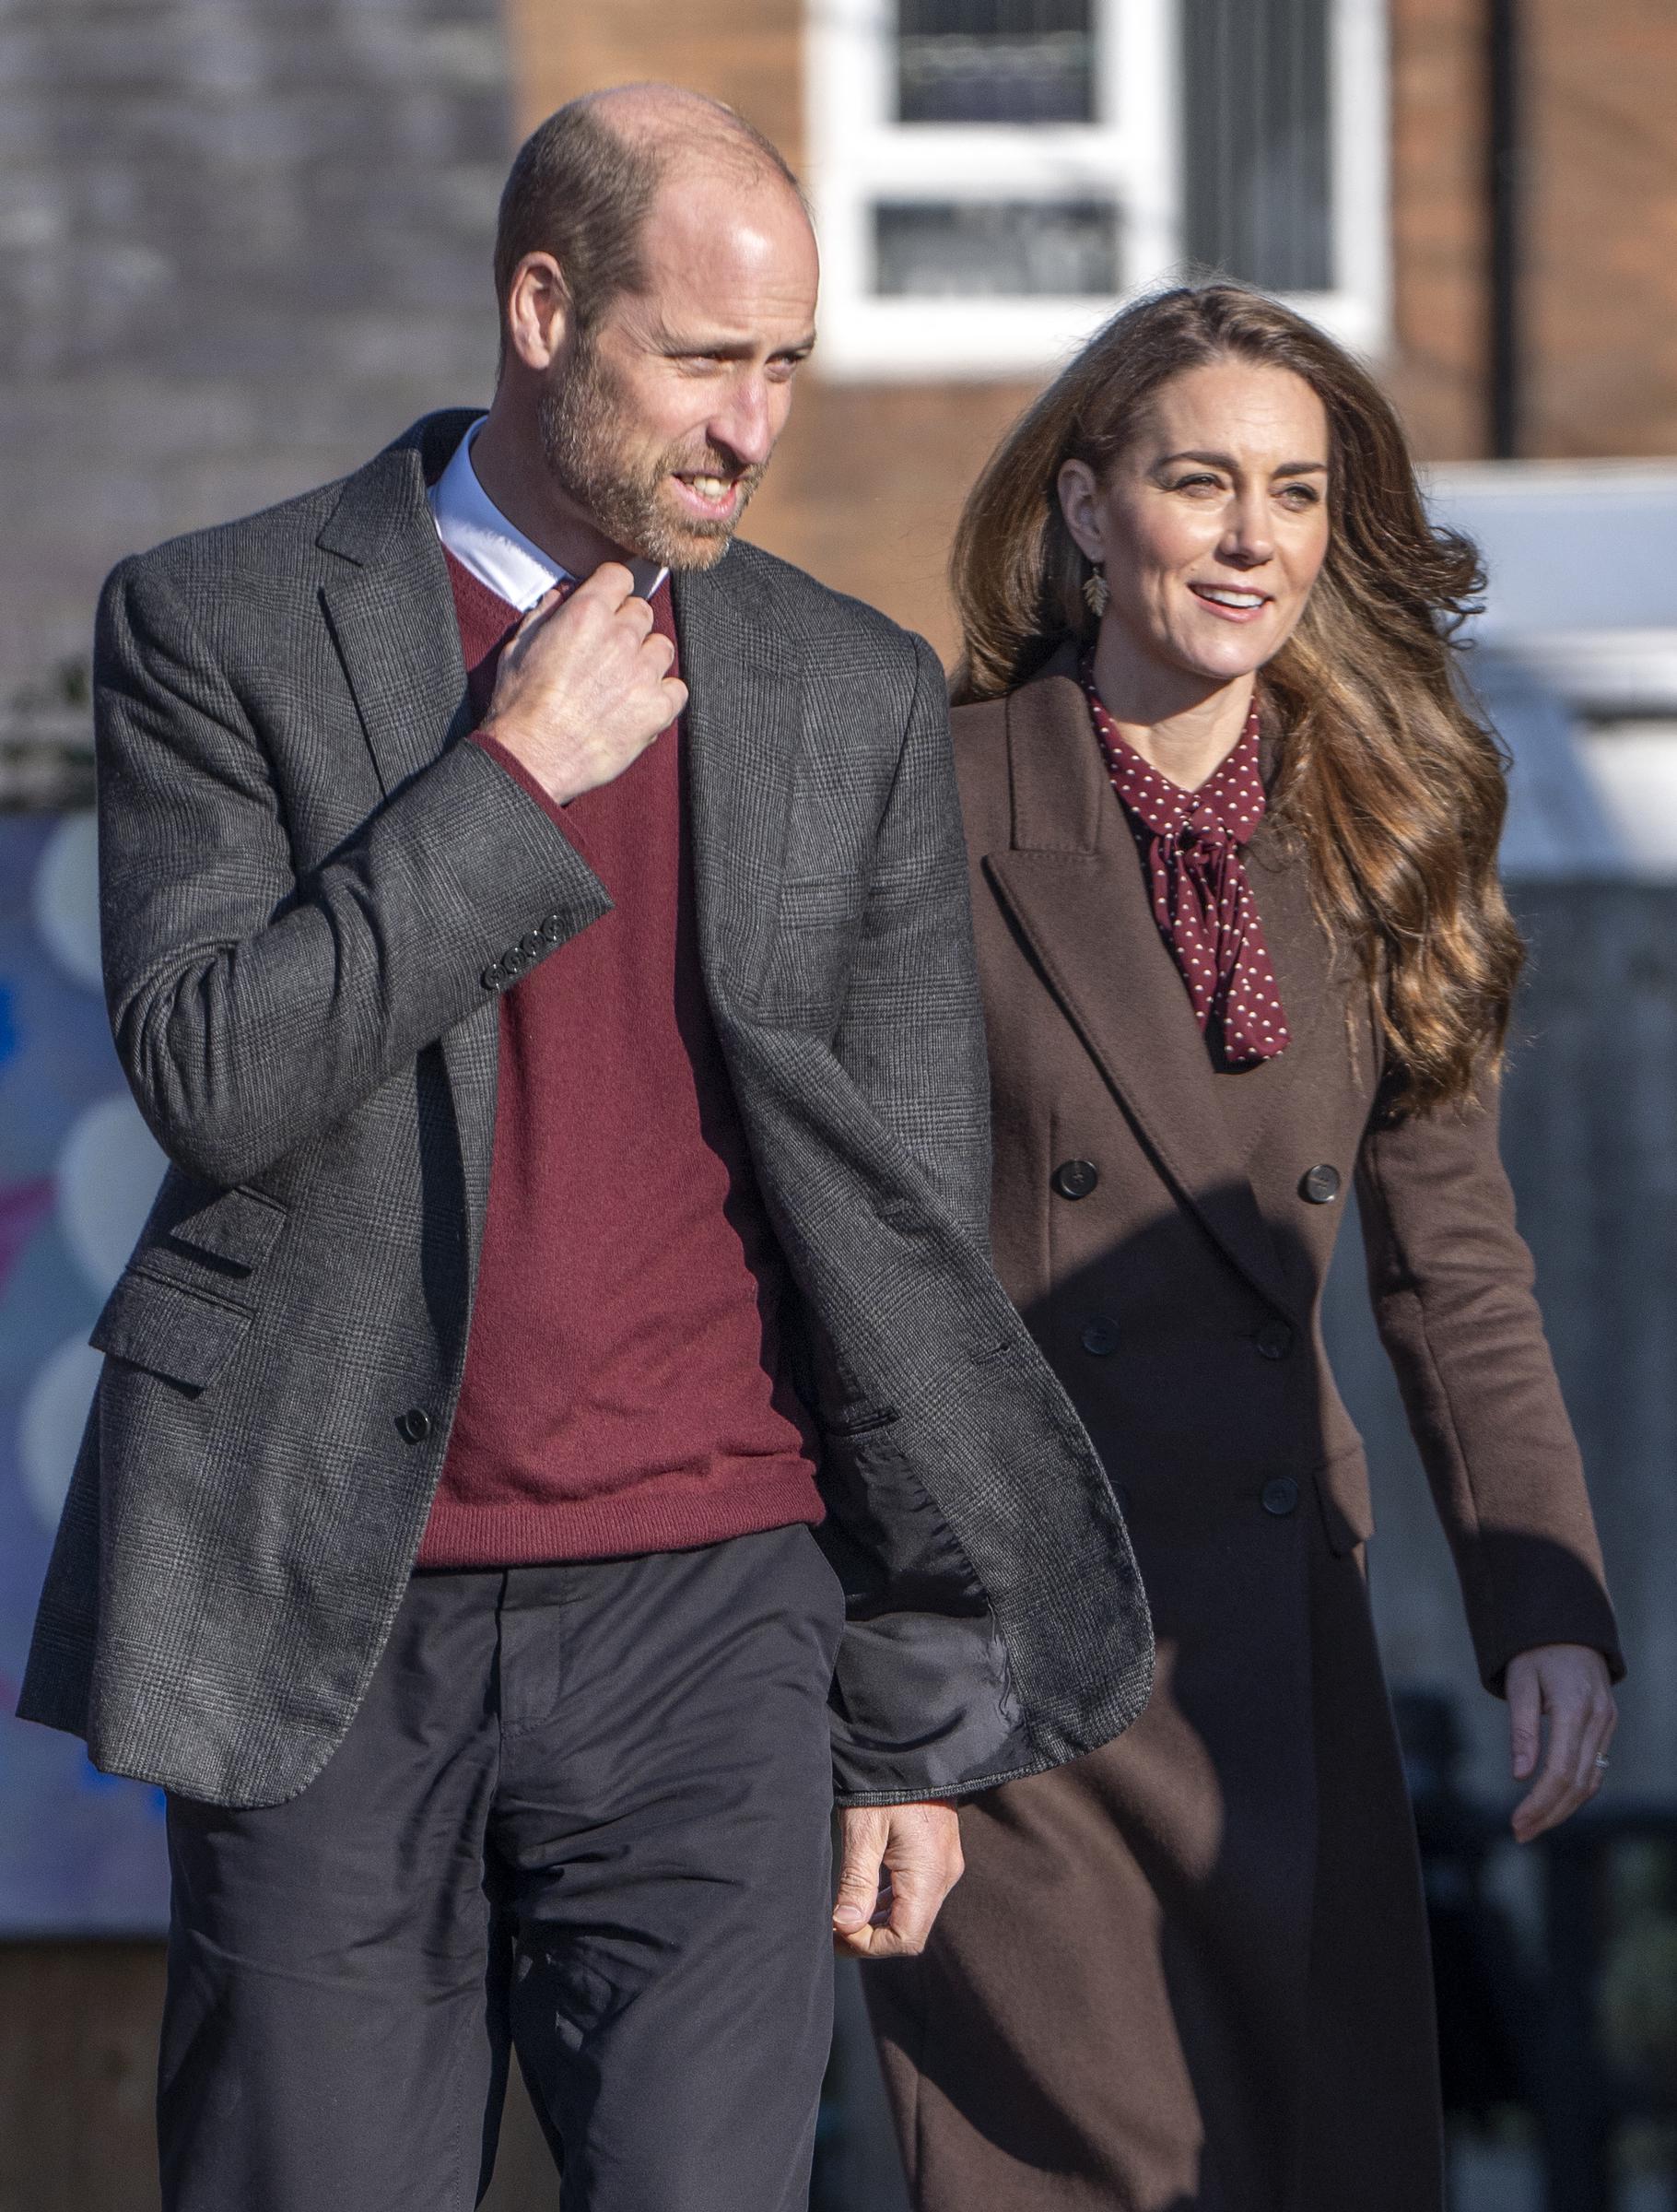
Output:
[
  {"xmin": 983, "ymin": 663, "xmax": 1303, "ymax": 1323},
  {"xmin": 315, "ymin": 410, "xmax": 501, "ymax": 1267},
  {"xmin": 672, "ymin": 552, "xmax": 801, "ymax": 1015}
]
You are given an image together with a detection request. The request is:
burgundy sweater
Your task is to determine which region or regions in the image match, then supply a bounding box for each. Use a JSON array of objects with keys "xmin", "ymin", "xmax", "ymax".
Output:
[{"xmin": 416, "ymin": 550, "xmax": 822, "ymax": 1565}]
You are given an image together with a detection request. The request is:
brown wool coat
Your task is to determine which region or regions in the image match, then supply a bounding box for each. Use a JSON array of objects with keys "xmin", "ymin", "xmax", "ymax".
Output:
[{"xmin": 868, "ymin": 653, "xmax": 1623, "ymax": 2212}]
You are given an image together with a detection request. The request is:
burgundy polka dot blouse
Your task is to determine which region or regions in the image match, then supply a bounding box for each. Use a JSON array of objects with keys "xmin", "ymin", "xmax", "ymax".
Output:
[{"xmin": 1081, "ymin": 658, "xmax": 1291, "ymax": 1070}]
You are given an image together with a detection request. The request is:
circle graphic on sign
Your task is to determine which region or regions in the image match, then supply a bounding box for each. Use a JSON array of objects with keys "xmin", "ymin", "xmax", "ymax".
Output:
[
  {"xmin": 18, "ymin": 1335, "xmax": 102, "ymax": 1532},
  {"xmin": 56, "ymin": 1094, "xmax": 168, "ymax": 1299},
  {"xmin": 32, "ymin": 812, "xmax": 102, "ymax": 991}
]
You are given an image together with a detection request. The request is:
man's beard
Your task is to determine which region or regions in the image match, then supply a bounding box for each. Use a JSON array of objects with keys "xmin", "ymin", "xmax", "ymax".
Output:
[{"xmin": 537, "ymin": 341, "xmax": 768, "ymax": 573}]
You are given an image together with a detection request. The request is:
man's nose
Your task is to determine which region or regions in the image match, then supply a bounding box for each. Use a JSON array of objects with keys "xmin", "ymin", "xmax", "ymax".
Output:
[{"xmin": 710, "ymin": 377, "xmax": 778, "ymax": 469}]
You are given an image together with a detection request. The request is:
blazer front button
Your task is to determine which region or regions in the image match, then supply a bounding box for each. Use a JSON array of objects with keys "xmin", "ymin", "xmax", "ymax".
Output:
[
  {"xmin": 1052, "ymin": 1159, "xmax": 1100, "ymax": 1201},
  {"xmin": 1080, "ymin": 1318, "xmax": 1120, "ymax": 1358},
  {"xmin": 1301, "ymin": 1163, "xmax": 1343, "ymax": 1205},
  {"xmin": 1254, "ymin": 1320, "xmax": 1294, "ymax": 1361},
  {"xmin": 1261, "ymin": 1476, "xmax": 1300, "ymax": 1516},
  {"xmin": 396, "ymin": 1407, "xmax": 432, "ymax": 1443}
]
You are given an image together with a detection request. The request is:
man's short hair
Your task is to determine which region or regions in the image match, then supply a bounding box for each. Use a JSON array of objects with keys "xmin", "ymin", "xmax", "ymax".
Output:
[{"xmin": 494, "ymin": 94, "xmax": 804, "ymax": 337}]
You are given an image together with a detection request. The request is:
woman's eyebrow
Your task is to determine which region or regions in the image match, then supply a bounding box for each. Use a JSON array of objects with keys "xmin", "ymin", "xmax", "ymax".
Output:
[{"xmin": 1154, "ymin": 449, "xmax": 1330, "ymax": 476}]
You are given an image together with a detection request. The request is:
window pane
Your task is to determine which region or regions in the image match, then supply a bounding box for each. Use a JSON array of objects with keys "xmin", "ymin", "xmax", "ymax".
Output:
[
  {"xmin": 1181, "ymin": 0, "xmax": 1332, "ymax": 291},
  {"xmin": 896, "ymin": 0, "xmax": 1096, "ymax": 125},
  {"xmin": 874, "ymin": 200, "xmax": 1120, "ymax": 294}
]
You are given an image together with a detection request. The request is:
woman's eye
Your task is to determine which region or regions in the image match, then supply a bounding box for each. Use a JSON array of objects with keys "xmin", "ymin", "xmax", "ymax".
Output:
[
  {"xmin": 1278, "ymin": 484, "xmax": 1322, "ymax": 508},
  {"xmin": 1169, "ymin": 474, "xmax": 1223, "ymax": 493}
]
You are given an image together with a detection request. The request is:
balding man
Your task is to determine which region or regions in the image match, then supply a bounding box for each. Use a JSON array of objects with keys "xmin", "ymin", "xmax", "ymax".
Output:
[{"xmin": 20, "ymin": 87, "xmax": 1149, "ymax": 2210}]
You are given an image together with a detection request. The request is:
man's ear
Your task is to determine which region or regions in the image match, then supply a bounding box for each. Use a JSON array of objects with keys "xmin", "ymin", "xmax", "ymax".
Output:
[{"xmin": 503, "ymin": 252, "xmax": 572, "ymax": 374}]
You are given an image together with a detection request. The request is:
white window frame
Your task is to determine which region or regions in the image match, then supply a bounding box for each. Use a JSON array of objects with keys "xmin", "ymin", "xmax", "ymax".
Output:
[{"xmin": 805, "ymin": 0, "xmax": 1390, "ymax": 380}]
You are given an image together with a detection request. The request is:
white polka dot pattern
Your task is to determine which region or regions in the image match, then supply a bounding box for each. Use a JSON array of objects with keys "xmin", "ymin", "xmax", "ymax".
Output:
[{"xmin": 1082, "ymin": 658, "xmax": 1292, "ymax": 1070}]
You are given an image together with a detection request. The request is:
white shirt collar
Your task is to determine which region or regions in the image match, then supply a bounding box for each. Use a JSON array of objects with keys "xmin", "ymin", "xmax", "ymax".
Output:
[{"xmin": 427, "ymin": 418, "xmax": 670, "ymax": 611}]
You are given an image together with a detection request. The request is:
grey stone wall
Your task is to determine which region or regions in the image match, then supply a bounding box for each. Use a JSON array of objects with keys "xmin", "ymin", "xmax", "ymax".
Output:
[
  {"xmin": 1331, "ymin": 884, "xmax": 1677, "ymax": 1807},
  {"xmin": 0, "ymin": 0, "xmax": 511, "ymax": 739}
]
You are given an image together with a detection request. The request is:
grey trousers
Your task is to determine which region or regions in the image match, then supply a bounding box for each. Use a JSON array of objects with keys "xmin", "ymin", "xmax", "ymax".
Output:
[{"xmin": 158, "ymin": 1524, "xmax": 845, "ymax": 2212}]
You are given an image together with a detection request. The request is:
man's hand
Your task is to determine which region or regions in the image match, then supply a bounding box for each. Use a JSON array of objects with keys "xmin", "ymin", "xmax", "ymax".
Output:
[
  {"xmin": 833, "ymin": 1801, "xmax": 964, "ymax": 1959},
  {"xmin": 1507, "ymin": 1642, "xmax": 1617, "ymax": 1843},
  {"xmin": 480, "ymin": 562, "xmax": 687, "ymax": 806}
]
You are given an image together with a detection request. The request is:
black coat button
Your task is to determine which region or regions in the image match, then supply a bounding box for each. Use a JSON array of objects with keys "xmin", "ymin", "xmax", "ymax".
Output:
[
  {"xmin": 539, "ymin": 913, "xmax": 566, "ymax": 945},
  {"xmin": 1052, "ymin": 1159, "xmax": 1099, "ymax": 1201},
  {"xmin": 1080, "ymin": 1318, "xmax": 1120, "ymax": 1358},
  {"xmin": 1301, "ymin": 1164, "xmax": 1342, "ymax": 1205},
  {"xmin": 396, "ymin": 1407, "xmax": 432, "ymax": 1444},
  {"xmin": 1254, "ymin": 1320, "xmax": 1294, "ymax": 1361},
  {"xmin": 519, "ymin": 930, "xmax": 543, "ymax": 960},
  {"xmin": 1261, "ymin": 1476, "xmax": 1300, "ymax": 1516},
  {"xmin": 501, "ymin": 945, "xmax": 529, "ymax": 976},
  {"xmin": 481, "ymin": 962, "xmax": 506, "ymax": 991}
]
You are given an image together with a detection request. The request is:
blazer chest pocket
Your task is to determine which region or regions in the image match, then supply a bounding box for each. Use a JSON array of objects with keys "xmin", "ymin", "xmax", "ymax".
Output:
[
  {"xmin": 91, "ymin": 1267, "xmax": 255, "ymax": 1393},
  {"xmin": 756, "ymin": 877, "xmax": 866, "ymax": 1022}
]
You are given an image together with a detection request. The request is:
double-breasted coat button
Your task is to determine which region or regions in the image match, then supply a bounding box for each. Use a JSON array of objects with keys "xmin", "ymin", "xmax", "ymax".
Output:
[
  {"xmin": 1301, "ymin": 1164, "xmax": 1343, "ymax": 1205},
  {"xmin": 1051, "ymin": 1159, "xmax": 1100, "ymax": 1201},
  {"xmin": 1254, "ymin": 1319, "xmax": 1294, "ymax": 1361},
  {"xmin": 1080, "ymin": 1318, "xmax": 1120, "ymax": 1358},
  {"xmin": 1261, "ymin": 1476, "xmax": 1300, "ymax": 1516},
  {"xmin": 396, "ymin": 1407, "xmax": 432, "ymax": 1443}
]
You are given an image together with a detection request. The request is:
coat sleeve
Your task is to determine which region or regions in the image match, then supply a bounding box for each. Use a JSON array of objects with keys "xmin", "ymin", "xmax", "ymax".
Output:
[
  {"xmin": 96, "ymin": 553, "xmax": 612, "ymax": 1188},
  {"xmin": 1355, "ymin": 1069, "xmax": 1623, "ymax": 1690},
  {"xmin": 828, "ymin": 632, "xmax": 993, "ymax": 1252}
]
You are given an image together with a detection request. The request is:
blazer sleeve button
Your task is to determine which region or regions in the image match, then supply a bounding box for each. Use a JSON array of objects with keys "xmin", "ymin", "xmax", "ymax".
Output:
[
  {"xmin": 1261, "ymin": 1476, "xmax": 1300, "ymax": 1516},
  {"xmin": 539, "ymin": 913, "xmax": 566, "ymax": 944},
  {"xmin": 1301, "ymin": 1164, "xmax": 1343, "ymax": 1204},
  {"xmin": 1051, "ymin": 1159, "xmax": 1100, "ymax": 1200},
  {"xmin": 481, "ymin": 962, "xmax": 506, "ymax": 991},
  {"xmin": 396, "ymin": 1407, "xmax": 433, "ymax": 1444},
  {"xmin": 1254, "ymin": 1319, "xmax": 1294, "ymax": 1361},
  {"xmin": 1080, "ymin": 1318, "xmax": 1120, "ymax": 1358}
]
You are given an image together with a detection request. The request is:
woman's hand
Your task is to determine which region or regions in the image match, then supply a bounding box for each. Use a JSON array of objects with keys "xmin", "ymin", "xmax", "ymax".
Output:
[{"xmin": 1507, "ymin": 1643, "xmax": 1617, "ymax": 1843}]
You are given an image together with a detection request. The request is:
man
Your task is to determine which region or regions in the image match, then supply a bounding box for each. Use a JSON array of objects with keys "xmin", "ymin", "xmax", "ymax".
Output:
[{"xmin": 20, "ymin": 86, "xmax": 1150, "ymax": 2211}]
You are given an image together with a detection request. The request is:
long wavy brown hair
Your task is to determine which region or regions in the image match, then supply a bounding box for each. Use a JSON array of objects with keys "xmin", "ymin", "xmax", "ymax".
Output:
[{"xmin": 952, "ymin": 282, "xmax": 1521, "ymax": 1115}]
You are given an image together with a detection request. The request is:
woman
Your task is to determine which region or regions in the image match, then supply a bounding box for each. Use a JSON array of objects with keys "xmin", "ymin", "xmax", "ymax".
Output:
[{"xmin": 866, "ymin": 285, "xmax": 1623, "ymax": 2212}]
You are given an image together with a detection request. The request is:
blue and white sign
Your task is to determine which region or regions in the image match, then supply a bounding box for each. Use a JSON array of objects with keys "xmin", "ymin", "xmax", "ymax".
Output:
[{"xmin": 1, "ymin": 812, "xmax": 170, "ymax": 1932}]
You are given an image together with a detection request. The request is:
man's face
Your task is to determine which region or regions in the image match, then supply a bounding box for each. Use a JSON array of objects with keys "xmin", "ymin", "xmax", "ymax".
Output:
[{"xmin": 539, "ymin": 167, "xmax": 819, "ymax": 571}]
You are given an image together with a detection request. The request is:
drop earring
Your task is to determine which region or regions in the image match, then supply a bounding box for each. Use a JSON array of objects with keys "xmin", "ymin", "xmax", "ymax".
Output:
[{"xmin": 1082, "ymin": 562, "xmax": 1109, "ymax": 618}]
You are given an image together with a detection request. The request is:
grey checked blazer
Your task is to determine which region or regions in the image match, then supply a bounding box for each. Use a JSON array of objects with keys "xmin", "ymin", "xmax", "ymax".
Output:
[{"xmin": 20, "ymin": 411, "xmax": 1151, "ymax": 1809}]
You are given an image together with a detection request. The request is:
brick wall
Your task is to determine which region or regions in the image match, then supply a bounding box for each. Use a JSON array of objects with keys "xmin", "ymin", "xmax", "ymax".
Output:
[
  {"xmin": 0, "ymin": 0, "xmax": 510, "ymax": 708},
  {"xmin": 1387, "ymin": 0, "xmax": 1493, "ymax": 458},
  {"xmin": 1524, "ymin": 0, "xmax": 1677, "ymax": 455}
]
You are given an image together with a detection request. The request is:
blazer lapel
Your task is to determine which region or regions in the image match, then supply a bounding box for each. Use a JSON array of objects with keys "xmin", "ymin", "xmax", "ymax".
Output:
[
  {"xmin": 315, "ymin": 411, "xmax": 501, "ymax": 1266},
  {"xmin": 983, "ymin": 664, "xmax": 1302, "ymax": 1323},
  {"xmin": 673, "ymin": 554, "xmax": 801, "ymax": 1015}
]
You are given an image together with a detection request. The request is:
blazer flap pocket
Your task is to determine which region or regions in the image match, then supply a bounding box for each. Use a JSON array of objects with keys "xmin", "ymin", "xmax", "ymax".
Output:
[
  {"xmin": 169, "ymin": 1185, "xmax": 287, "ymax": 1270},
  {"xmin": 91, "ymin": 1268, "xmax": 253, "ymax": 1391}
]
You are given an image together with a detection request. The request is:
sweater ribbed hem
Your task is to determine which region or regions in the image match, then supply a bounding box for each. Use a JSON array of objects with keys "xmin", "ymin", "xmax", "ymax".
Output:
[{"xmin": 415, "ymin": 1463, "xmax": 825, "ymax": 1569}]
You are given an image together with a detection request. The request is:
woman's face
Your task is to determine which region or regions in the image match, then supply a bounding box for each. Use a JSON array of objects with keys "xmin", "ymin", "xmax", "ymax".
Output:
[{"xmin": 1059, "ymin": 359, "xmax": 1332, "ymax": 689}]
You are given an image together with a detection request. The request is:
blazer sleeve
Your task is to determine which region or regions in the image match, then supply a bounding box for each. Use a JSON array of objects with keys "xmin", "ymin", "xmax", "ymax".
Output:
[
  {"xmin": 96, "ymin": 553, "xmax": 611, "ymax": 1189},
  {"xmin": 828, "ymin": 631, "xmax": 993, "ymax": 1252},
  {"xmin": 1355, "ymin": 1069, "xmax": 1624, "ymax": 1690}
]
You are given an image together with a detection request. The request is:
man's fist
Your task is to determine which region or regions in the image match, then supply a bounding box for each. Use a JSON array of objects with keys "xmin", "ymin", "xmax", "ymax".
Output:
[
  {"xmin": 833, "ymin": 1801, "xmax": 964, "ymax": 1959},
  {"xmin": 480, "ymin": 562, "xmax": 687, "ymax": 806}
]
